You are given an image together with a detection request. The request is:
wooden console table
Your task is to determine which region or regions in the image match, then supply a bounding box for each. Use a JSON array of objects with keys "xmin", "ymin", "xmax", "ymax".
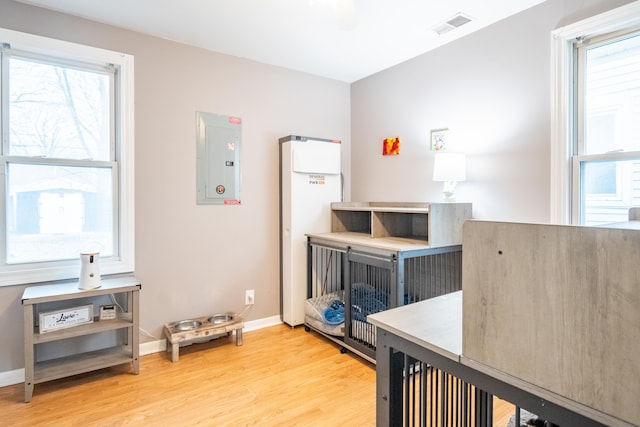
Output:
[{"xmin": 22, "ymin": 276, "xmax": 140, "ymax": 402}]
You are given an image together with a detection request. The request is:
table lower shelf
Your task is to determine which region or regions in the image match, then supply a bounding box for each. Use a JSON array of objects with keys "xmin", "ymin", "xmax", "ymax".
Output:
[{"xmin": 32, "ymin": 346, "xmax": 138, "ymax": 384}]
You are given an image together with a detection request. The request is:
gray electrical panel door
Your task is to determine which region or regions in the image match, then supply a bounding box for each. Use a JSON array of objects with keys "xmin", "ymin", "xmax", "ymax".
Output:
[{"xmin": 196, "ymin": 112, "xmax": 241, "ymax": 205}]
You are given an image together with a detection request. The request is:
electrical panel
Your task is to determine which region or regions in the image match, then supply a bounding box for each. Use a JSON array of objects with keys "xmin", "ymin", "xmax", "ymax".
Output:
[{"xmin": 196, "ymin": 112, "xmax": 241, "ymax": 205}]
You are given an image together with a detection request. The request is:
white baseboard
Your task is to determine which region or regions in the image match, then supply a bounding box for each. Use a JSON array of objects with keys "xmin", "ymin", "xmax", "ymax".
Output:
[
  {"xmin": 243, "ymin": 315, "xmax": 282, "ymax": 332},
  {"xmin": 0, "ymin": 315, "xmax": 283, "ymax": 387},
  {"xmin": 0, "ymin": 368, "xmax": 25, "ymax": 388}
]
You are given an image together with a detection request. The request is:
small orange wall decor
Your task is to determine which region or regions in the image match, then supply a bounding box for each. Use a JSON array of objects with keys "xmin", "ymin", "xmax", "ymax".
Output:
[{"xmin": 383, "ymin": 137, "xmax": 400, "ymax": 155}]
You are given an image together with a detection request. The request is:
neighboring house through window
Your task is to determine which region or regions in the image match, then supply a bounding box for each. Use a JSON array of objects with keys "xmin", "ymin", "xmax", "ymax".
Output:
[
  {"xmin": 0, "ymin": 28, "xmax": 134, "ymax": 286},
  {"xmin": 551, "ymin": 2, "xmax": 640, "ymax": 225}
]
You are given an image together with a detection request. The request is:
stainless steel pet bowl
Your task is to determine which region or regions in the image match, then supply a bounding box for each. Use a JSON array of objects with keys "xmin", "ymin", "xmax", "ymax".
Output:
[
  {"xmin": 208, "ymin": 313, "xmax": 234, "ymax": 325},
  {"xmin": 172, "ymin": 319, "xmax": 202, "ymax": 331}
]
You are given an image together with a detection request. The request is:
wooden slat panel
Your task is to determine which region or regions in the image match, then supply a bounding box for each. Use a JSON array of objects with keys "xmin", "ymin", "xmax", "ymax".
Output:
[{"xmin": 462, "ymin": 220, "xmax": 640, "ymax": 426}]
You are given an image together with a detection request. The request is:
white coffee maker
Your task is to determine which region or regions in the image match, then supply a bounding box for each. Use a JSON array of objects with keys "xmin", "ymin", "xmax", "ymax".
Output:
[{"xmin": 79, "ymin": 252, "xmax": 101, "ymax": 290}]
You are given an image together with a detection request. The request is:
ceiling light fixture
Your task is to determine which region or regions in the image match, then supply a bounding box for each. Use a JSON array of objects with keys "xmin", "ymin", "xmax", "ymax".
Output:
[{"xmin": 432, "ymin": 13, "xmax": 473, "ymax": 36}]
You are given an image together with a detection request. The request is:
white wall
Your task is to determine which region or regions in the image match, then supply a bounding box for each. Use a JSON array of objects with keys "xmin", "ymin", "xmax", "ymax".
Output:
[
  {"xmin": 350, "ymin": 0, "xmax": 632, "ymax": 222},
  {"xmin": 0, "ymin": 0, "xmax": 632, "ymax": 377},
  {"xmin": 0, "ymin": 0, "xmax": 350, "ymax": 373}
]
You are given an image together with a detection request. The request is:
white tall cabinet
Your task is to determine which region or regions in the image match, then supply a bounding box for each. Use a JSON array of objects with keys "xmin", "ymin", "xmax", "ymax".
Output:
[{"xmin": 279, "ymin": 135, "xmax": 342, "ymax": 326}]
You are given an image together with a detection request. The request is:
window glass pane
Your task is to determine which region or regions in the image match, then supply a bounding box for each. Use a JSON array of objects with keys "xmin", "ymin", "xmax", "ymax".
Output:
[
  {"xmin": 584, "ymin": 161, "xmax": 616, "ymax": 194},
  {"xmin": 6, "ymin": 163, "xmax": 113, "ymax": 264},
  {"xmin": 581, "ymin": 159, "xmax": 640, "ymax": 225},
  {"xmin": 8, "ymin": 56, "xmax": 110, "ymax": 161},
  {"xmin": 584, "ymin": 33, "xmax": 640, "ymax": 154}
]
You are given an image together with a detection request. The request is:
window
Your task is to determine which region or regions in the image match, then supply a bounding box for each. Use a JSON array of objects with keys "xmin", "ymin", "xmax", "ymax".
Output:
[
  {"xmin": 551, "ymin": 2, "xmax": 640, "ymax": 225},
  {"xmin": 0, "ymin": 28, "xmax": 134, "ymax": 286}
]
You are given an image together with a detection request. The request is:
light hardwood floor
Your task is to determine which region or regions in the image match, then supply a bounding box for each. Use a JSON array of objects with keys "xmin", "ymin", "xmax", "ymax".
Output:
[{"xmin": 1, "ymin": 324, "xmax": 515, "ymax": 426}]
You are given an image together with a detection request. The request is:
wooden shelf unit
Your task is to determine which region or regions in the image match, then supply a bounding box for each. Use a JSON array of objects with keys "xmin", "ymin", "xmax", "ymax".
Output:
[
  {"xmin": 22, "ymin": 276, "xmax": 141, "ymax": 402},
  {"xmin": 330, "ymin": 201, "xmax": 471, "ymax": 247},
  {"xmin": 306, "ymin": 202, "xmax": 472, "ymax": 361}
]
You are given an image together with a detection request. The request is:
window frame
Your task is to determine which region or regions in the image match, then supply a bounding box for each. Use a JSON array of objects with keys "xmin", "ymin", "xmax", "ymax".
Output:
[
  {"xmin": 0, "ymin": 28, "xmax": 134, "ymax": 287},
  {"xmin": 550, "ymin": 1, "xmax": 640, "ymax": 224},
  {"xmin": 572, "ymin": 151, "xmax": 640, "ymax": 224}
]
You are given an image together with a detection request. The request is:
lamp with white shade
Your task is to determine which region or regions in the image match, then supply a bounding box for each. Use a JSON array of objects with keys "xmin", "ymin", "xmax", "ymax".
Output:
[{"xmin": 432, "ymin": 152, "xmax": 466, "ymax": 202}]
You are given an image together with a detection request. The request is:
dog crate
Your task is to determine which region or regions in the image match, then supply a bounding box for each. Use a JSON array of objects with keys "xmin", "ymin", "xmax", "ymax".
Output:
[
  {"xmin": 305, "ymin": 238, "xmax": 462, "ymax": 362},
  {"xmin": 304, "ymin": 202, "xmax": 470, "ymax": 362}
]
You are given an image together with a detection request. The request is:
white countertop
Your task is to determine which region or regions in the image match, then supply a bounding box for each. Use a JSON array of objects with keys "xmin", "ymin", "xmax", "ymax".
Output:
[
  {"xmin": 367, "ymin": 290, "xmax": 462, "ymax": 361},
  {"xmin": 22, "ymin": 275, "xmax": 141, "ymax": 304}
]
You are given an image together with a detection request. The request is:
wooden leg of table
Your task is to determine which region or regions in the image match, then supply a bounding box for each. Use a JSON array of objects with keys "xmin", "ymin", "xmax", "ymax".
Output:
[
  {"xmin": 163, "ymin": 329, "xmax": 171, "ymax": 352},
  {"xmin": 23, "ymin": 304, "xmax": 35, "ymax": 403},
  {"xmin": 171, "ymin": 342, "xmax": 179, "ymax": 362},
  {"xmin": 132, "ymin": 352, "xmax": 140, "ymax": 375},
  {"xmin": 235, "ymin": 328, "xmax": 243, "ymax": 346},
  {"xmin": 131, "ymin": 289, "xmax": 140, "ymax": 374},
  {"xmin": 24, "ymin": 383, "xmax": 34, "ymax": 404}
]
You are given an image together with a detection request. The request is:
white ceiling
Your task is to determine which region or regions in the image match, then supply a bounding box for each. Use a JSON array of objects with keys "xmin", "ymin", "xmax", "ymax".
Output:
[{"xmin": 15, "ymin": 0, "xmax": 548, "ymax": 82}]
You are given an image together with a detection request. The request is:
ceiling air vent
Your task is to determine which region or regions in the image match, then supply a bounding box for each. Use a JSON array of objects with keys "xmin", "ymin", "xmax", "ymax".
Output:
[{"xmin": 432, "ymin": 13, "xmax": 472, "ymax": 35}]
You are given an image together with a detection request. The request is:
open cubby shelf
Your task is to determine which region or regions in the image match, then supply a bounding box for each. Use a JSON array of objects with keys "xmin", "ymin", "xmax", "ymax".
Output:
[{"xmin": 330, "ymin": 202, "xmax": 471, "ymax": 248}]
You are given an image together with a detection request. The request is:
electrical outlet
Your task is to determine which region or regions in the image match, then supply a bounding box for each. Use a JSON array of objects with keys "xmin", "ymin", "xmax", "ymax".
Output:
[{"xmin": 245, "ymin": 289, "xmax": 255, "ymax": 305}]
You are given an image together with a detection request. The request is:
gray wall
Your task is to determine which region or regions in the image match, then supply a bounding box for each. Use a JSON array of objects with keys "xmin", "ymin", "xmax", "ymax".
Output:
[
  {"xmin": 0, "ymin": 0, "xmax": 350, "ymax": 373},
  {"xmin": 0, "ymin": 0, "xmax": 632, "ymax": 376},
  {"xmin": 350, "ymin": 0, "xmax": 632, "ymax": 222}
]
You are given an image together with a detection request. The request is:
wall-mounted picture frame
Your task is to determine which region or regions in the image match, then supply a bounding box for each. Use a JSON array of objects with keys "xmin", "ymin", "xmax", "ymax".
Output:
[
  {"xmin": 430, "ymin": 128, "xmax": 448, "ymax": 151},
  {"xmin": 383, "ymin": 137, "xmax": 400, "ymax": 155}
]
